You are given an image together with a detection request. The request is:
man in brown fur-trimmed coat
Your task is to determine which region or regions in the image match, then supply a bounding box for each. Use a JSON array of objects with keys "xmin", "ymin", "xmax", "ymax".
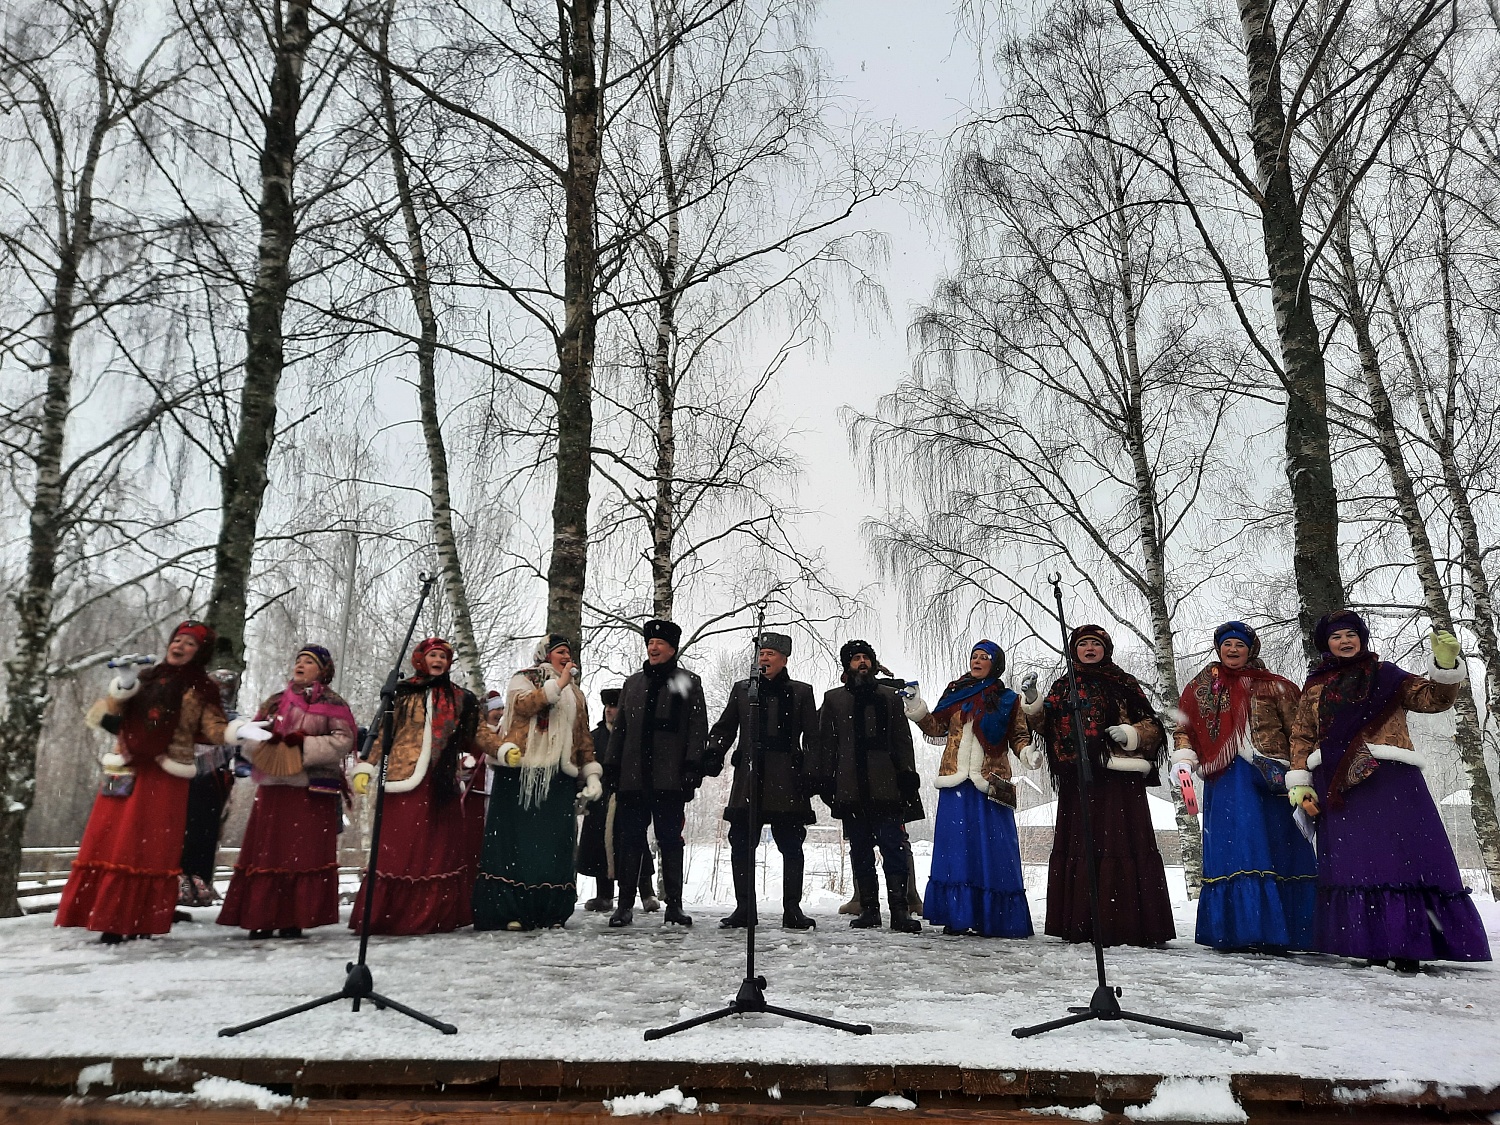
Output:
[{"xmin": 705, "ymin": 632, "xmax": 821, "ymax": 930}]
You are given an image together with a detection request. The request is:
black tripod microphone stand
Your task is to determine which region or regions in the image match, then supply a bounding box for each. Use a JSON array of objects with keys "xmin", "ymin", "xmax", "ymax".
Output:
[
  {"xmin": 220, "ymin": 572, "xmax": 457, "ymax": 1037},
  {"xmin": 645, "ymin": 606, "xmax": 871, "ymax": 1040},
  {"xmin": 1012, "ymin": 575, "xmax": 1239, "ymax": 1043}
]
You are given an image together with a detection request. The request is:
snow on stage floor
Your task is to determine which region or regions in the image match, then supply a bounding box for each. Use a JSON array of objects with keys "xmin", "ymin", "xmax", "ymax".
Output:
[{"xmin": 4, "ymin": 865, "xmax": 1499, "ymax": 1092}]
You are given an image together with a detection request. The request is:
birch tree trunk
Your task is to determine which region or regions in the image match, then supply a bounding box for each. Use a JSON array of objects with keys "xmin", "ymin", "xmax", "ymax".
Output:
[
  {"xmin": 546, "ymin": 0, "xmax": 602, "ymax": 647},
  {"xmin": 1335, "ymin": 224, "xmax": 1500, "ymax": 894},
  {"xmin": 204, "ymin": 0, "xmax": 312, "ymax": 675},
  {"xmin": 1111, "ymin": 166, "xmax": 1202, "ymax": 894},
  {"xmin": 377, "ymin": 1, "xmax": 484, "ymax": 690},
  {"xmin": 1239, "ymin": 0, "xmax": 1345, "ymax": 654},
  {"xmin": 648, "ymin": 47, "xmax": 682, "ymax": 622},
  {"xmin": 0, "ymin": 3, "xmax": 121, "ymax": 916}
]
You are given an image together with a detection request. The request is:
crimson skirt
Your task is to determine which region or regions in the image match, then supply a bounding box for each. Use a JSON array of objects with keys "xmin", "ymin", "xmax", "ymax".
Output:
[
  {"xmin": 56, "ymin": 757, "xmax": 189, "ymax": 936},
  {"xmin": 349, "ymin": 775, "xmax": 486, "ymax": 935},
  {"xmin": 218, "ymin": 784, "xmax": 340, "ymax": 931}
]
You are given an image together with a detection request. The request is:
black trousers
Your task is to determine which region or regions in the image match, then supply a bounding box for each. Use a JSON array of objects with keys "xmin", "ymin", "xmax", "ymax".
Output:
[
  {"xmin": 615, "ymin": 791, "xmax": 687, "ymax": 908},
  {"xmin": 843, "ymin": 813, "xmax": 909, "ymax": 902},
  {"xmin": 728, "ymin": 819, "xmax": 806, "ymax": 906},
  {"xmin": 180, "ymin": 769, "xmax": 234, "ymax": 882}
]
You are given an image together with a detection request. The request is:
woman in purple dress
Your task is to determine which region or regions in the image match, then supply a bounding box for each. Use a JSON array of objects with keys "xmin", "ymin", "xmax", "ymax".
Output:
[{"xmin": 1286, "ymin": 610, "xmax": 1490, "ymax": 972}]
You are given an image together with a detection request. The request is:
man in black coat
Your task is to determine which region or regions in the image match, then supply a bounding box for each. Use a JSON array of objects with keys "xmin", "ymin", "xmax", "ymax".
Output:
[
  {"xmin": 704, "ymin": 632, "xmax": 821, "ymax": 930},
  {"xmin": 810, "ymin": 639, "xmax": 923, "ymax": 932},
  {"xmin": 603, "ymin": 619, "xmax": 708, "ymax": 928},
  {"xmin": 577, "ymin": 687, "xmax": 657, "ymax": 913}
]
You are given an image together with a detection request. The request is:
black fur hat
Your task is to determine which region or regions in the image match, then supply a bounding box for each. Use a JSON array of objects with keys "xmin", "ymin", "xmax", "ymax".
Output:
[
  {"xmin": 839, "ymin": 639, "xmax": 878, "ymax": 670},
  {"xmin": 643, "ymin": 619, "xmax": 682, "ymax": 650}
]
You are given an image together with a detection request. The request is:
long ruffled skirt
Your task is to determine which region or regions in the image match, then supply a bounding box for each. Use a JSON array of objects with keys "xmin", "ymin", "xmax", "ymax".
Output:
[
  {"xmin": 56, "ymin": 758, "xmax": 188, "ymax": 936},
  {"xmin": 923, "ymin": 781, "xmax": 1033, "ymax": 937},
  {"xmin": 1195, "ymin": 757, "xmax": 1317, "ymax": 950},
  {"xmin": 218, "ymin": 784, "xmax": 340, "ymax": 932}
]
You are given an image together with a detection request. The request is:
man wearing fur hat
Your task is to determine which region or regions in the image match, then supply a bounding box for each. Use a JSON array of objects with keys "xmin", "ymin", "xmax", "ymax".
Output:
[
  {"xmin": 603, "ymin": 619, "xmax": 708, "ymax": 927},
  {"xmin": 810, "ymin": 640, "xmax": 924, "ymax": 932},
  {"xmin": 705, "ymin": 632, "xmax": 821, "ymax": 930}
]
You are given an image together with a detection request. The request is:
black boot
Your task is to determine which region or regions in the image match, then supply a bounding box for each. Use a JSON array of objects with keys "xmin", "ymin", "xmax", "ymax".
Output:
[
  {"xmin": 889, "ymin": 888, "xmax": 921, "ymax": 933},
  {"xmin": 722, "ymin": 837, "xmax": 755, "ymax": 927},
  {"xmin": 1393, "ymin": 958, "xmax": 1421, "ymax": 975},
  {"xmin": 849, "ymin": 872, "xmax": 881, "ymax": 929},
  {"xmin": 609, "ymin": 851, "xmax": 640, "ymax": 928},
  {"xmin": 781, "ymin": 846, "xmax": 814, "ymax": 929},
  {"xmin": 660, "ymin": 848, "xmax": 692, "ymax": 926},
  {"xmin": 584, "ymin": 878, "xmax": 615, "ymax": 912},
  {"xmin": 639, "ymin": 865, "xmax": 662, "ymax": 913}
]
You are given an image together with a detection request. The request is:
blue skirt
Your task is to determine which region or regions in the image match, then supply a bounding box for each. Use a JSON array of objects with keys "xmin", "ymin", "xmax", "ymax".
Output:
[
  {"xmin": 1195, "ymin": 756, "xmax": 1317, "ymax": 950},
  {"xmin": 924, "ymin": 781, "xmax": 1033, "ymax": 937}
]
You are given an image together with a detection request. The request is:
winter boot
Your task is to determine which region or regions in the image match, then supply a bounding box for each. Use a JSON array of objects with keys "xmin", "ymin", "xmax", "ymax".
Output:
[
  {"xmin": 584, "ymin": 878, "xmax": 615, "ymax": 912},
  {"xmin": 849, "ymin": 873, "xmax": 881, "ymax": 929},
  {"xmin": 781, "ymin": 847, "xmax": 814, "ymax": 929},
  {"xmin": 838, "ymin": 890, "xmax": 862, "ymax": 915},
  {"xmin": 639, "ymin": 866, "xmax": 662, "ymax": 913},
  {"xmin": 609, "ymin": 850, "xmax": 640, "ymax": 928},
  {"xmin": 904, "ymin": 853, "xmax": 923, "ymax": 914},
  {"xmin": 721, "ymin": 841, "xmax": 756, "ymax": 927},
  {"xmin": 888, "ymin": 888, "xmax": 921, "ymax": 933},
  {"xmin": 660, "ymin": 848, "xmax": 692, "ymax": 926}
]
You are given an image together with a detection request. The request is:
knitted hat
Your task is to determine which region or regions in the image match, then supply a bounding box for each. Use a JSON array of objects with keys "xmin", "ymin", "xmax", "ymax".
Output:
[
  {"xmin": 1213, "ymin": 621, "xmax": 1257, "ymax": 655},
  {"xmin": 532, "ymin": 633, "xmax": 573, "ymax": 663},
  {"xmin": 643, "ymin": 619, "xmax": 682, "ymax": 650},
  {"xmin": 297, "ymin": 643, "xmax": 336, "ymax": 684},
  {"xmin": 757, "ymin": 632, "xmax": 793, "ymax": 657},
  {"xmin": 170, "ymin": 621, "xmax": 216, "ymax": 666},
  {"xmin": 411, "ymin": 636, "xmax": 454, "ymax": 671},
  {"xmin": 971, "ymin": 639, "xmax": 1005, "ymax": 675},
  {"xmin": 1068, "ymin": 624, "xmax": 1114, "ymax": 661},
  {"xmin": 1313, "ymin": 610, "xmax": 1369, "ymax": 654},
  {"xmin": 839, "ymin": 639, "xmax": 878, "ymax": 670}
]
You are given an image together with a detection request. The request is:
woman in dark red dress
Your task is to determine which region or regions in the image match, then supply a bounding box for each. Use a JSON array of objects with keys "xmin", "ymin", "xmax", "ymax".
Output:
[
  {"xmin": 1023, "ymin": 624, "xmax": 1175, "ymax": 947},
  {"xmin": 218, "ymin": 644, "xmax": 356, "ymax": 938},
  {"xmin": 57, "ymin": 622, "xmax": 270, "ymax": 942},
  {"xmin": 348, "ymin": 637, "xmax": 496, "ymax": 935}
]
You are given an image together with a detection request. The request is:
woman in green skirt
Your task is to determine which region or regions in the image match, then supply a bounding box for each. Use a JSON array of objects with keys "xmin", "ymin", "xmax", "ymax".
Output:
[{"xmin": 473, "ymin": 635, "xmax": 602, "ymax": 930}]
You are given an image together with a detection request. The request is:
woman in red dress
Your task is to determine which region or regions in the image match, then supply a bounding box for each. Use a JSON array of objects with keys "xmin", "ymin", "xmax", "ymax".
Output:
[
  {"xmin": 57, "ymin": 621, "xmax": 270, "ymax": 943},
  {"xmin": 348, "ymin": 637, "xmax": 496, "ymax": 934},
  {"xmin": 218, "ymin": 644, "xmax": 356, "ymax": 939}
]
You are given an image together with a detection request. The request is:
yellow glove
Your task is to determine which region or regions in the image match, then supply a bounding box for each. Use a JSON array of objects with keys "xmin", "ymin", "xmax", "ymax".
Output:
[
  {"xmin": 501, "ymin": 743, "xmax": 523, "ymax": 768},
  {"xmin": 352, "ymin": 771, "xmax": 372, "ymax": 796},
  {"xmin": 1431, "ymin": 630, "xmax": 1461, "ymax": 670},
  {"xmin": 1289, "ymin": 785, "xmax": 1319, "ymax": 816}
]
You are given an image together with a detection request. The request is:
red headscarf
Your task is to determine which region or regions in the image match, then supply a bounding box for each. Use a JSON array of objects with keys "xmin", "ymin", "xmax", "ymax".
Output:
[
  {"xmin": 118, "ymin": 621, "xmax": 221, "ymax": 764},
  {"xmin": 1176, "ymin": 623, "xmax": 1297, "ymax": 777},
  {"xmin": 411, "ymin": 637, "xmax": 454, "ymax": 672}
]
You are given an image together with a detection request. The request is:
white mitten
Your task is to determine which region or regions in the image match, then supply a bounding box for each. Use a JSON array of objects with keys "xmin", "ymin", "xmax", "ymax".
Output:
[
  {"xmin": 1020, "ymin": 671, "xmax": 1039, "ymax": 705},
  {"xmin": 1020, "ymin": 735, "xmax": 1045, "ymax": 771},
  {"xmin": 903, "ymin": 693, "xmax": 929, "ymax": 721},
  {"xmin": 1106, "ymin": 724, "xmax": 1137, "ymax": 751},
  {"xmin": 581, "ymin": 774, "xmax": 603, "ymax": 802},
  {"xmin": 235, "ymin": 718, "xmax": 273, "ymax": 743}
]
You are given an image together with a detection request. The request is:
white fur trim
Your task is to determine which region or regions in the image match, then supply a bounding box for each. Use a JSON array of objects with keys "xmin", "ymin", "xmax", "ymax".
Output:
[
  {"xmin": 157, "ymin": 754, "xmax": 196, "ymax": 779},
  {"xmin": 903, "ymin": 695, "xmax": 929, "ymax": 722},
  {"xmin": 1306, "ymin": 749, "xmax": 1322, "ymax": 770},
  {"xmin": 108, "ymin": 678, "xmax": 140, "ymax": 701},
  {"xmin": 1169, "ymin": 747, "xmax": 1199, "ymax": 768},
  {"xmin": 1427, "ymin": 654, "xmax": 1467, "ymax": 685},
  {"xmin": 1107, "ymin": 724, "xmax": 1140, "ymax": 754},
  {"xmin": 351, "ymin": 762, "xmax": 376, "ymax": 779},
  {"xmin": 934, "ymin": 719, "xmax": 996, "ymax": 792},
  {"xmin": 1367, "ymin": 743, "xmax": 1427, "ymax": 769},
  {"xmin": 1021, "ymin": 694, "xmax": 1045, "ymax": 719},
  {"xmin": 101, "ymin": 752, "xmax": 128, "ymax": 771},
  {"xmin": 580, "ymin": 760, "xmax": 603, "ymax": 781},
  {"xmin": 225, "ymin": 718, "xmax": 248, "ymax": 743},
  {"xmin": 1166, "ymin": 708, "xmax": 1191, "ymax": 728},
  {"xmin": 1105, "ymin": 755, "xmax": 1151, "ymax": 774},
  {"xmin": 1286, "ymin": 768, "xmax": 1313, "ymax": 788},
  {"xmin": 385, "ymin": 689, "xmax": 435, "ymax": 794}
]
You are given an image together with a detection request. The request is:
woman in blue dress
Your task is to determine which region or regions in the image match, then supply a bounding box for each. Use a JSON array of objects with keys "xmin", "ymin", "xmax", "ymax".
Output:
[
  {"xmin": 903, "ymin": 640, "xmax": 1035, "ymax": 937},
  {"xmin": 1172, "ymin": 621, "xmax": 1316, "ymax": 951}
]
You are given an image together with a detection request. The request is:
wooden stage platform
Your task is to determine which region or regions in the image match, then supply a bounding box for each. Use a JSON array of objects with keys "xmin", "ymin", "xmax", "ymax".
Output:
[{"xmin": 3, "ymin": 1056, "xmax": 1499, "ymax": 1122}]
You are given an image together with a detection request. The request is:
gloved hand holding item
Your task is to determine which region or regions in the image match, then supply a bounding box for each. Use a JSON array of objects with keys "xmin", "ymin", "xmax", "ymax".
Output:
[
  {"xmin": 237, "ymin": 719, "xmax": 273, "ymax": 743},
  {"xmin": 1020, "ymin": 671, "xmax": 1039, "ymax": 705},
  {"xmin": 1289, "ymin": 785, "xmax": 1319, "ymax": 816},
  {"xmin": 1430, "ymin": 630, "xmax": 1461, "ymax": 670},
  {"xmin": 581, "ymin": 774, "xmax": 603, "ymax": 802},
  {"xmin": 501, "ymin": 743, "xmax": 523, "ymax": 768},
  {"xmin": 352, "ymin": 771, "xmax": 372, "ymax": 796}
]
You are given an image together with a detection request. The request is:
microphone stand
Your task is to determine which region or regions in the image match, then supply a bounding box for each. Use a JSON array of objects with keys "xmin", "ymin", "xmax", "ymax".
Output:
[
  {"xmin": 220, "ymin": 573, "xmax": 457, "ymax": 1037},
  {"xmin": 1012, "ymin": 575, "xmax": 1239, "ymax": 1043},
  {"xmin": 645, "ymin": 605, "xmax": 871, "ymax": 1040}
]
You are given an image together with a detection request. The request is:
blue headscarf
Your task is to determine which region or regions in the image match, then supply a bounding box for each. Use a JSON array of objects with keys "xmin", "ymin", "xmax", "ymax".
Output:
[
  {"xmin": 1213, "ymin": 621, "xmax": 1255, "ymax": 653},
  {"xmin": 932, "ymin": 640, "xmax": 1015, "ymax": 748}
]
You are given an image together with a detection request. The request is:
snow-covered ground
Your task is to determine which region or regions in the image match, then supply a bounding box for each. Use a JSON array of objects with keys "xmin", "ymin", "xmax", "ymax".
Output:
[{"xmin": 4, "ymin": 847, "xmax": 1498, "ymax": 1092}]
